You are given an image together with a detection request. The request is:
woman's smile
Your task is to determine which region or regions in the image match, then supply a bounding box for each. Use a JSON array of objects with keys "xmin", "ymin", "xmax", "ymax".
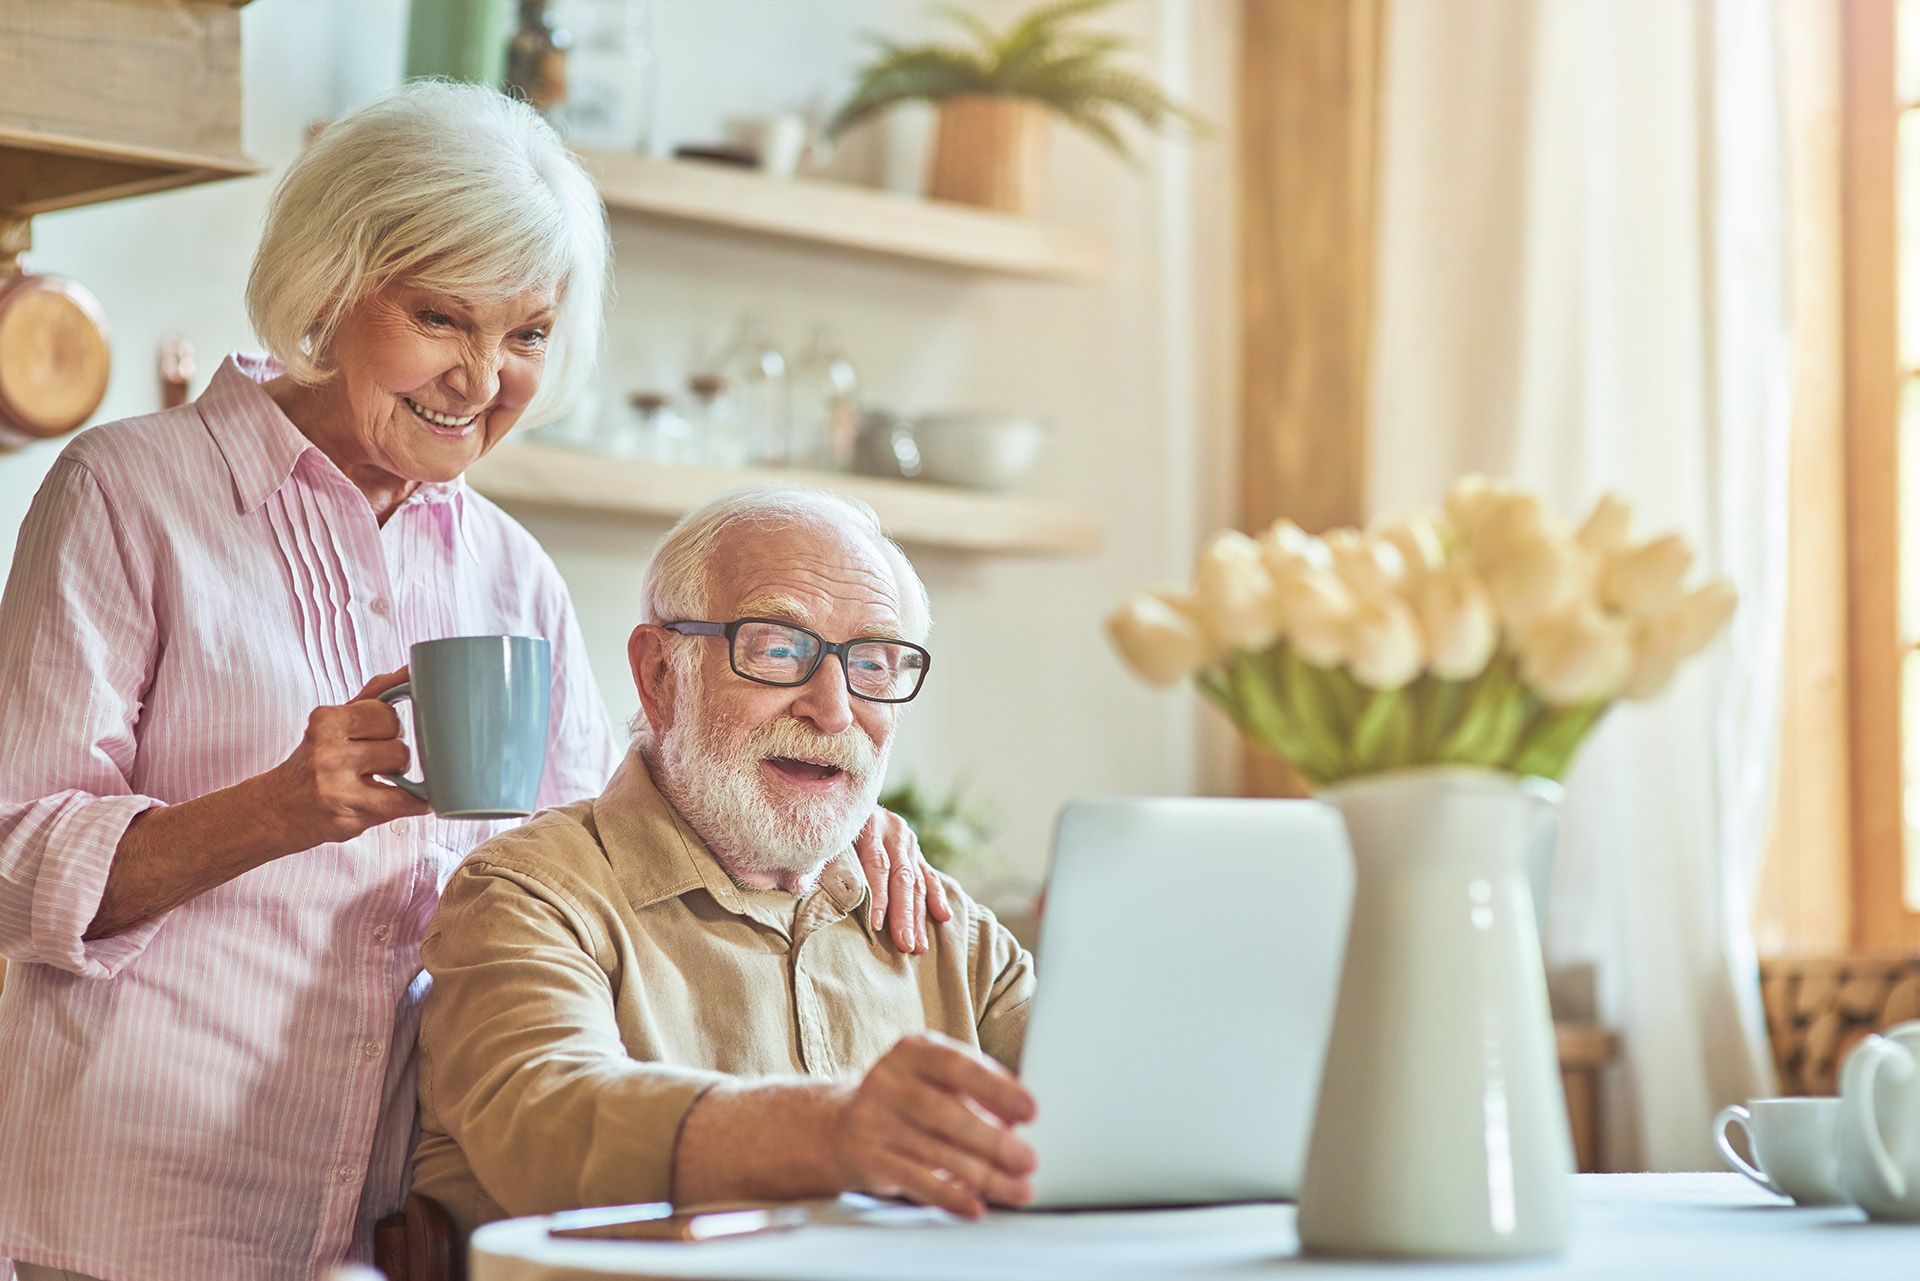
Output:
[{"xmin": 401, "ymin": 394, "xmax": 484, "ymax": 438}]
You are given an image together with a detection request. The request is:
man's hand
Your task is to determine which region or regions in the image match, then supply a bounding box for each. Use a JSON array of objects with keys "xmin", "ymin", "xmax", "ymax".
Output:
[
  {"xmin": 855, "ymin": 808, "xmax": 953, "ymax": 954},
  {"xmin": 830, "ymin": 1032, "xmax": 1038, "ymax": 1219}
]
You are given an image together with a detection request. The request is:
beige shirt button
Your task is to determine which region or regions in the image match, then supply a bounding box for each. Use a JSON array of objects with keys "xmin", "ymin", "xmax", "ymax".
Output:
[
  {"xmin": 392, "ymin": 819, "xmax": 410, "ymax": 837},
  {"xmin": 336, "ymin": 1165, "xmax": 355, "ymax": 1184},
  {"xmin": 373, "ymin": 924, "xmax": 391, "ymax": 943},
  {"xmin": 369, "ymin": 596, "xmax": 391, "ymax": 618},
  {"xmin": 362, "ymin": 1040, "xmax": 382, "ymax": 1059}
]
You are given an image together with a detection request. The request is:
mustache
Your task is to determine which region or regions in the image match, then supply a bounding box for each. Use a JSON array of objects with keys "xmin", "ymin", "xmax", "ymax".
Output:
[{"xmin": 746, "ymin": 717, "xmax": 879, "ymax": 778}]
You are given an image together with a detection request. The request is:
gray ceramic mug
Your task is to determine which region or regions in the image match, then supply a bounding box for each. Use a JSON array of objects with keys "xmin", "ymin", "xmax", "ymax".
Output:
[{"xmin": 378, "ymin": 635, "xmax": 552, "ymax": 819}]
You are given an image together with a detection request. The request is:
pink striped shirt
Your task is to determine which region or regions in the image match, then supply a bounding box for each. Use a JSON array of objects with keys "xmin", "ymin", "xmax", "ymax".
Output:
[{"xmin": 0, "ymin": 355, "xmax": 621, "ymax": 1281}]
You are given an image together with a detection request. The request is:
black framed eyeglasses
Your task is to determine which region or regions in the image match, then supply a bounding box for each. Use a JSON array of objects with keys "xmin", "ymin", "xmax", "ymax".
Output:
[{"xmin": 663, "ymin": 617, "xmax": 932, "ymax": 704}]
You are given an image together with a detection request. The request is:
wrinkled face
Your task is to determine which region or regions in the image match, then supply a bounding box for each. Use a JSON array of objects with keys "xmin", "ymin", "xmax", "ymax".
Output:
[
  {"xmin": 322, "ymin": 281, "xmax": 557, "ymax": 483},
  {"xmin": 653, "ymin": 522, "xmax": 909, "ymax": 881}
]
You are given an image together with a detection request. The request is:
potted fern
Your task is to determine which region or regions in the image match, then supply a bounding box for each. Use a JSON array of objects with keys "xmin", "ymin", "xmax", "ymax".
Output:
[{"xmin": 826, "ymin": 0, "xmax": 1203, "ymax": 216}]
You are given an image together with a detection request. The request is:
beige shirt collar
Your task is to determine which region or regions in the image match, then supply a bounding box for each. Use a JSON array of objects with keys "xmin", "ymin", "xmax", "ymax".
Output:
[{"xmin": 592, "ymin": 750, "xmax": 876, "ymax": 942}]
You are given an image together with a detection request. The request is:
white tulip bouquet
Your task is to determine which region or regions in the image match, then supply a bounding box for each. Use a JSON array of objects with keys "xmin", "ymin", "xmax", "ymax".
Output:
[{"xmin": 1106, "ymin": 477, "xmax": 1737, "ymax": 787}]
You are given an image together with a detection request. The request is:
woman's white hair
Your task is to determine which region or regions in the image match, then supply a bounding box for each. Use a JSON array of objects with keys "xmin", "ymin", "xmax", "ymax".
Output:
[
  {"xmin": 245, "ymin": 80, "xmax": 608, "ymax": 429},
  {"xmin": 643, "ymin": 486, "xmax": 933, "ymax": 641}
]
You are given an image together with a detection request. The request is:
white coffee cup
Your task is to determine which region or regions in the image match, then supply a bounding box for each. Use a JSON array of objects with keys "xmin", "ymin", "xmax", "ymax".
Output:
[
  {"xmin": 1713, "ymin": 1097, "xmax": 1845, "ymax": 1205},
  {"xmin": 727, "ymin": 113, "xmax": 809, "ymax": 179},
  {"xmin": 1837, "ymin": 1020, "xmax": 1920, "ymax": 1220}
]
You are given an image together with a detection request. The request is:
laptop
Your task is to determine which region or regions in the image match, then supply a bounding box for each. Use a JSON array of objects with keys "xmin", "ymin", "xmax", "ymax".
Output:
[{"xmin": 1017, "ymin": 796, "xmax": 1354, "ymax": 1208}]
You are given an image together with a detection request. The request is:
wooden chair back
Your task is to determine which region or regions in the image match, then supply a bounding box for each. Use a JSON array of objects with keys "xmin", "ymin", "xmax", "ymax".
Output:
[{"xmin": 372, "ymin": 1192, "xmax": 465, "ymax": 1281}]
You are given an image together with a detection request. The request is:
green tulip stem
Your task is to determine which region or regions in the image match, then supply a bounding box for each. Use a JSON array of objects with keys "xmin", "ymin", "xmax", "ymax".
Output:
[{"xmin": 1188, "ymin": 643, "xmax": 1610, "ymax": 788}]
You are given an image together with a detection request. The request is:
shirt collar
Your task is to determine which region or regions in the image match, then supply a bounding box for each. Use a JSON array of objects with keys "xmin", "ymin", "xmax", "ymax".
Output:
[
  {"xmin": 198, "ymin": 353, "xmax": 478, "ymax": 555},
  {"xmin": 593, "ymin": 750, "xmax": 873, "ymax": 937},
  {"xmin": 198, "ymin": 353, "xmax": 315, "ymax": 515}
]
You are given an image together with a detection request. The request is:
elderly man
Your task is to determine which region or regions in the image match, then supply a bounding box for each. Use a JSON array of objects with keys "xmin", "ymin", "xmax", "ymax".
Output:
[{"xmin": 411, "ymin": 486, "xmax": 1038, "ymax": 1232}]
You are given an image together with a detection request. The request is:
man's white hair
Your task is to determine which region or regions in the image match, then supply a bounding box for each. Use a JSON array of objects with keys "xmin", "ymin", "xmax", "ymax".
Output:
[
  {"xmin": 245, "ymin": 80, "xmax": 608, "ymax": 430},
  {"xmin": 631, "ymin": 486, "xmax": 931, "ymax": 744},
  {"xmin": 642, "ymin": 486, "xmax": 932, "ymax": 641}
]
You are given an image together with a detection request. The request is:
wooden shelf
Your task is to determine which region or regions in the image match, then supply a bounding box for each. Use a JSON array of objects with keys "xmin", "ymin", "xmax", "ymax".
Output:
[
  {"xmin": 577, "ymin": 149, "xmax": 1108, "ymax": 284},
  {"xmin": 467, "ymin": 442, "xmax": 1103, "ymax": 557},
  {"xmin": 0, "ymin": 125, "xmax": 258, "ymax": 218}
]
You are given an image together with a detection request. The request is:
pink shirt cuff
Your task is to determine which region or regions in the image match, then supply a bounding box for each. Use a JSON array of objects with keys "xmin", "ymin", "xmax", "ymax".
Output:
[{"xmin": 33, "ymin": 795, "xmax": 165, "ymax": 978}]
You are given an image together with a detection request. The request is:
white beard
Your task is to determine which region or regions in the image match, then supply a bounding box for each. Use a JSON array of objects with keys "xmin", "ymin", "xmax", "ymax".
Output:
[{"xmin": 653, "ymin": 668, "xmax": 887, "ymax": 887}]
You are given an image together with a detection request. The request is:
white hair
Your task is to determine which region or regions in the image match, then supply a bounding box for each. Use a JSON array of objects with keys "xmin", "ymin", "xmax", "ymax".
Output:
[
  {"xmin": 642, "ymin": 486, "xmax": 932, "ymax": 641},
  {"xmin": 630, "ymin": 486, "xmax": 931, "ymax": 745},
  {"xmin": 245, "ymin": 80, "xmax": 608, "ymax": 429}
]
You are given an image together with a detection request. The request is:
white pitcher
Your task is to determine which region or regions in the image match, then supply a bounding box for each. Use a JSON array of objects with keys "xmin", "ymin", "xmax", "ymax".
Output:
[
  {"xmin": 1297, "ymin": 767, "xmax": 1572, "ymax": 1258},
  {"xmin": 1837, "ymin": 1019, "xmax": 1920, "ymax": 1221}
]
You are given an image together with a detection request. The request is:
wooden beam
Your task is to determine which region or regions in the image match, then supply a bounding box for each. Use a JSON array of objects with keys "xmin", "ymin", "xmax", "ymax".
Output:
[
  {"xmin": 1756, "ymin": 0, "xmax": 1855, "ymax": 952},
  {"xmin": 1838, "ymin": 0, "xmax": 1918, "ymax": 948},
  {"xmin": 1237, "ymin": 0, "xmax": 1384, "ymax": 796}
]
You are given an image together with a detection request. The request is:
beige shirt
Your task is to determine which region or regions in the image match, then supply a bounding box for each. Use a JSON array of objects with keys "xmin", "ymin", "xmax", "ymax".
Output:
[{"xmin": 412, "ymin": 751, "xmax": 1036, "ymax": 1232}]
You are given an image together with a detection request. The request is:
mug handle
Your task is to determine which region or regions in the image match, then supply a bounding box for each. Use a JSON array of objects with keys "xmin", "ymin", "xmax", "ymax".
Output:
[
  {"xmin": 1841, "ymin": 1034, "xmax": 1917, "ymax": 1204},
  {"xmin": 1714, "ymin": 1105, "xmax": 1783, "ymax": 1196},
  {"xmin": 376, "ymin": 684, "xmax": 430, "ymax": 804}
]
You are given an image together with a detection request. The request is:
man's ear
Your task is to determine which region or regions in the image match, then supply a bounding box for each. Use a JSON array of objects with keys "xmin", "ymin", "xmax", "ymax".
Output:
[{"xmin": 629, "ymin": 623, "xmax": 678, "ymax": 738}]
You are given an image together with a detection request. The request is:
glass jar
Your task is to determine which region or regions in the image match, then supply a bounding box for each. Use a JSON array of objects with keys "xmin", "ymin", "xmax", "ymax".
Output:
[
  {"xmin": 719, "ymin": 317, "xmax": 789, "ymax": 466},
  {"xmin": 554, "ymin": 0, "xmax": 654, "ymax": 152},
  {"xmin": 790, "ymin": 326, "xmax": 860, "ymax": 471},
  {"xmin": 628, "ymin": 391, "xmax": 692, "ymax": 465},
  {"xmin": 686, "ymin": 373, "xmax": 746, "ymax": 468}
]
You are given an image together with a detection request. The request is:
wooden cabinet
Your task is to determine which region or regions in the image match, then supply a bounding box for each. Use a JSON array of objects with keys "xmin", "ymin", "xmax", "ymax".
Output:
[{"xmin": 0, "ymin": 0, "xmax": 256, "ymax": 221}]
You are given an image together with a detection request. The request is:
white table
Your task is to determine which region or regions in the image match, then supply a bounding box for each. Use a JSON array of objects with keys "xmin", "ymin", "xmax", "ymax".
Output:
[{"xmin": 470, "ymin": 1174, "xmax": 1915, "ymax": 1280}]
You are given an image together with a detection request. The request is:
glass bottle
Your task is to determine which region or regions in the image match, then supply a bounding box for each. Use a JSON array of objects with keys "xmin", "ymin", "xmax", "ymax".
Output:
[
  {"xmin": 686, "ymin": 373, "xmax": 746, "ymax": 468},
  {"xmin": 628, "ymin": 391, "xmax": 692, "ymax": 465},
  {"xmin": 720, "ymin": 317, "xmax": 789, "ymax": 466},
  {"xmin": 505, "ymin": 0, "xmax": 571, "ymax": 120},
  {"xmin": 554, "ymin": 0, "xmax": 654, "ymax": 152},
  {"xmin": 790, "ymin": 327, "xmax": 860, "ymax": 471}
]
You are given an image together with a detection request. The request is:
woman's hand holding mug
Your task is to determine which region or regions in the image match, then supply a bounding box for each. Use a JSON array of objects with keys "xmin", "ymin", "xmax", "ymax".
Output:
[
  {"xmin": 262, "ymin": 666, "xmax": 432, "ymax": 851},
  {"xmin": 88, "ymin": 668, "xmax": 429, "ymax": 942}
]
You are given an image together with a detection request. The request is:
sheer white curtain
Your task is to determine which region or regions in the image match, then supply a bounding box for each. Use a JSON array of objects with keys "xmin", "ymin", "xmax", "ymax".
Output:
[{"xmin": 1368, "ymin": 0, "xmax": 1788, "ymax": 1169}]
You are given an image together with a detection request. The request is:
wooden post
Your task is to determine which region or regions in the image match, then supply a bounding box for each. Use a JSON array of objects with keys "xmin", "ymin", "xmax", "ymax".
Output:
[
  {"xmin": 1837, "ymin": 0, "xmax": 1919, "ymax": 949},
  {"xmin": 1755, "ymin": 0, "xmax": 1856, "ymax": 951},
  {"xmin": 1237, "ymin": 0, "xmax": 1384, "ymax": 797}
]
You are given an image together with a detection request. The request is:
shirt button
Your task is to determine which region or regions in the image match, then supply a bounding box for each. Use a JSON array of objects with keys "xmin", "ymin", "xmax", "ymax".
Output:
[
  {"xmin": 362, "ymin": 1040, "xmax": 382, "ymax": 1059},
  {"xmin": 336, "ymin": 1165, "xmax": 355, "ymax": 1184},
  {"xmin": 369, "ymin": 596, "xmax": 391, "ymax": 617},
  {"xmin": 392, "ymin": 819, "xmax": 410, "ymax": 837},
  {"xmin": 372, "ymin": 924, "xmax": 391, "ymax": 942}
]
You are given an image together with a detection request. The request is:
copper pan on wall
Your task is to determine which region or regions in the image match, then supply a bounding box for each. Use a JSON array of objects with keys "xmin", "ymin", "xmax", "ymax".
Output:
[{"xmin": 0, "ymin": 216, "xmax": 111, "ymax": 448}]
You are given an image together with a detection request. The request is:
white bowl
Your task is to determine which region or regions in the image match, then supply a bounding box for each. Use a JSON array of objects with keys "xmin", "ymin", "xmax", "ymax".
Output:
[{"xmin": 907, "ymin": 413, "xmax": 1049, "ymax": 490}]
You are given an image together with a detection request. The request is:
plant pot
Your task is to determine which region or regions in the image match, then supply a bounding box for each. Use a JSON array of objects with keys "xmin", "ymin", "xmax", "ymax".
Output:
[
  {"xmin": 1297, "ymin": 766, "xmax": 1574, "ymax": 1259},
  {"xmin": 926, "ymin": 94, "xmax": 1052, "ymax": 216}
]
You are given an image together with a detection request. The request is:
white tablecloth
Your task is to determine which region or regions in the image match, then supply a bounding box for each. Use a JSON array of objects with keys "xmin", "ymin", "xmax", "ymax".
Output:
[{"xmin": 469, "ymin": 1173, "xmax": 1914, "ymax": 1280}]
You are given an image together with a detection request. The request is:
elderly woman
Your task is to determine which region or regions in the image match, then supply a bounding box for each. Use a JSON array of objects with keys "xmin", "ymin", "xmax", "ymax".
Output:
[{"xmin": 0, "ymin": 83, "xmax": 943, "ymax": 1281}]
